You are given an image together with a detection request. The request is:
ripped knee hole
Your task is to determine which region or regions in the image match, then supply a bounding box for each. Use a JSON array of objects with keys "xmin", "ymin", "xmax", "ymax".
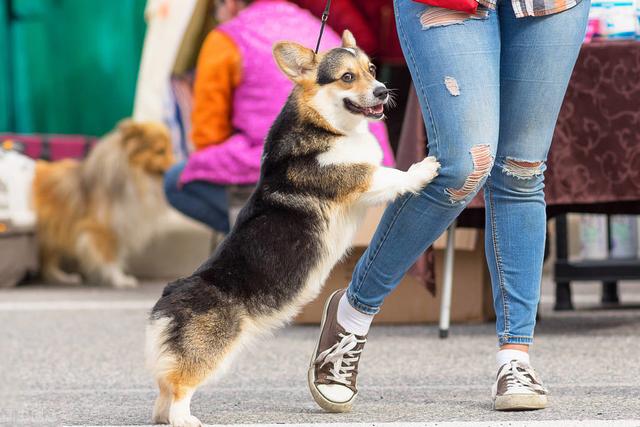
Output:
[
  {"xmin": 502, "ymin": 158, "xmax": 544, "ymax": 179},
  {"xmin": 446, "ymin": 144, "xmax": 493, "ymax": 203},
  {"xmin": 419, "ymin": 6, "xmax": 489, "ymax": 30}
]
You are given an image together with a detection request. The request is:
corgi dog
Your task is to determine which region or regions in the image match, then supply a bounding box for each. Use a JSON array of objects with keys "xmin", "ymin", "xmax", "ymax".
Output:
[
  {"xmin": 146, "ymin": 30, "xmax": 439, "ymax": 427},
  {"xmin": 33, "ymin": 120, "xmax": 174, "ymax": 288}
]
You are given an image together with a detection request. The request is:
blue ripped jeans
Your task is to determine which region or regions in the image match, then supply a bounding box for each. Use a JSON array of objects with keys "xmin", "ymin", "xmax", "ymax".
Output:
[{"xmin": 347, "ymin": 0, "xmax": 589, "ymax": 345}]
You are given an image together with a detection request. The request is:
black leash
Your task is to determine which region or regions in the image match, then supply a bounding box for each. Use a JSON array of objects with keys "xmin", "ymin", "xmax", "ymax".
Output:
[{"xmin": 314, "ymin": 0, "xmax": 332, "ymax": 54}]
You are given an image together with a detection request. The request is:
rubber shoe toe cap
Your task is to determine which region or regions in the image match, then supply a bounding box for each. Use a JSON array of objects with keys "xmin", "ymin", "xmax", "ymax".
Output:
[{"xmin": 316, "ymin": 384, "xmax": 354, "ymax": 403}]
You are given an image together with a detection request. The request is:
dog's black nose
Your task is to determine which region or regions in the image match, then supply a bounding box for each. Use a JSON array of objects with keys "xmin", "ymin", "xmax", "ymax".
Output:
[{"xmin": 373, "ymin": 86, "xmax": 390, "ymax": 100}]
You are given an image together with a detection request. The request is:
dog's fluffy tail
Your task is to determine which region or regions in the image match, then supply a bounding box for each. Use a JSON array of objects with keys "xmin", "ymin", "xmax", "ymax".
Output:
[{"xmin": 145, "ymin": 316, "xmax": 175, "ymax": 379}]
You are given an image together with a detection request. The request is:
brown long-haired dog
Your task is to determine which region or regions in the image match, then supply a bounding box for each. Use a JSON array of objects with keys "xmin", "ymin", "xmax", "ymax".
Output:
[{"xmin": 33, "ymin": 120, "xmax": 174, "ymax": 288}]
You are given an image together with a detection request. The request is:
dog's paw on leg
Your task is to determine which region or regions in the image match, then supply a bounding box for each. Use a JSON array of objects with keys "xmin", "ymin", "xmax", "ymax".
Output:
[{"xmin": 407, "ymin": 156, "xmax": 441, "ymax": 192}]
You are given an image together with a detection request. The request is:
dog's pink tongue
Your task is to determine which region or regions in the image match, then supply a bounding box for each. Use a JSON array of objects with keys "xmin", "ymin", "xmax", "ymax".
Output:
[{"xmin": 366, "ymin": 104, "xmax": 384, "ymax": 115}]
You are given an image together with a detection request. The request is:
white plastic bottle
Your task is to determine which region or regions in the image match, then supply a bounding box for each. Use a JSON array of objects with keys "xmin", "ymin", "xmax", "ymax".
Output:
[{"xmin": 0, "ymin": 148, "xmax": 37, "ymax": 229}]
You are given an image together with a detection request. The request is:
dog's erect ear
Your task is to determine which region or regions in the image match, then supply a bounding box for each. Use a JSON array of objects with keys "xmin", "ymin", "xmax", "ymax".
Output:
[
  {"xmin": 118, "ymin": 119, "xmax": 138, "ymax": 137},
  {"xmin": 273, "ymin": 42, "xmax": 316, "ymax": 83},
  {"xmin": 117, "ymin": 119, "xmax": 143, "ymax": 146},
  {"xmin": 341, "ymin": 30, "xmax": 356, "ymax": 49}
]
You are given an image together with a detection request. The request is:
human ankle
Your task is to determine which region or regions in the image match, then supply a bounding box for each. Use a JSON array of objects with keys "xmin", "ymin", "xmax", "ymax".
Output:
[
  {"xmin": 496, "ymin": 348, "xmax": 530, "ymax": 369},
  {"xmin": 336, "ymin": 293, "xmax": 374, "ymax": 336}
]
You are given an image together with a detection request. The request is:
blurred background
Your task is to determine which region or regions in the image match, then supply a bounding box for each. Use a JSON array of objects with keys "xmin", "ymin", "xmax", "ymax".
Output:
[
  {"xmin": 1, "ymin": 1, "xmax": 640, "ymax": 425},
  {"xmin": 0, "ymin": 0, "xmax": 147, "ymax": 136},
  {"xmin": 0, "ymin": 0, "xmax": 640, "ymax": 318}
]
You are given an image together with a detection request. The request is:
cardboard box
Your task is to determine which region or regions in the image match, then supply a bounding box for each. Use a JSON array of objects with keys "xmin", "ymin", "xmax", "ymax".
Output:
[
  {"xmin": 352, "ymin": 205, "xmax": 479, "ymax": 250},
  {"xmin": 0, "ymin": 227, "xmax": 38, "ymax": 288},
  {"xmin": 294, "ymin": 206, "xmax": 494, "ymax": 324}
]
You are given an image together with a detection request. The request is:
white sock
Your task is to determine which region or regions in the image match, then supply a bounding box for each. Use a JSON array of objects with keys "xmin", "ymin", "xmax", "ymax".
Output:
[
  {"xmin": 496, "ymin": 349, "xmax": 530, "ymax": 369},
  {"xmin": 336, "ymin": 293, "xmax": 374, "ymax": 336}
]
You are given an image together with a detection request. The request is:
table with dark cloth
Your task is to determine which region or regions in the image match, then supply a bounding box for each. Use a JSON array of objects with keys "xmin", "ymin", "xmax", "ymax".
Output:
[{"xmin": 396, "ymin": 40, "xmax": 640, "ymax": 294}]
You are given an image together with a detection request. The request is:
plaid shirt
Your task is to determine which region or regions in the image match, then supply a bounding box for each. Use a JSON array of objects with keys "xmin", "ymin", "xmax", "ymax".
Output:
[{"xmin": 478, "ymin": 0, "xmax": 582, "ymax": 17}]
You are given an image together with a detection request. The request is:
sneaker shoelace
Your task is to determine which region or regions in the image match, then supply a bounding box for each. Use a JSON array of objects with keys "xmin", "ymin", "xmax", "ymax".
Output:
[
  {"xmin": 315, "ymin": 332, "xmax": 366, "ymax": 386},
  {"xmin": 501, "ymin": 360, "xmax": 548, "ymax": 394}
]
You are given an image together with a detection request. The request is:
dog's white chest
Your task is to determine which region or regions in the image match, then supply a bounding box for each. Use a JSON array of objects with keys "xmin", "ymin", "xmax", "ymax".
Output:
[
  {"xmin": 316, "ymin": 128, "xmax": 383, "ymax": 167},
  {"xmin": 296, "ymin": 204, "xmax": 366, "ymax": 307}
]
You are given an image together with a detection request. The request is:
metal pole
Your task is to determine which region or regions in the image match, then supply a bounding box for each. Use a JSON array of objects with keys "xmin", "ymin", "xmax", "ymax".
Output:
[
  {"xmin": 439, "ymin": 220, "xmax": 456, "ymax": 338},
  {"xmin": 554, "ymin": 214, "xmax": 574, "ymax": 310}
]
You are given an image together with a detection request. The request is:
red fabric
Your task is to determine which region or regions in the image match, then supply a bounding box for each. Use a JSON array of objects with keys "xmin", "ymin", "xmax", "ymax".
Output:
[
  {"xmin": 292, "ymin": 0, "xmax": 404, "ymax": 63},
  {"xmin": 413, "ymin": 0, "xmax": 478, "ymax": 14},
  {"xmin": 293, "ymin": 0, "xmax": 377, "ymax": 54},
  {"xmin": 0, "ymin": 134, "xmax": 97, "ymax": 161},
  {"xmin": 354, "ymin": 0, "xmax": 404, "ymax": 64}
]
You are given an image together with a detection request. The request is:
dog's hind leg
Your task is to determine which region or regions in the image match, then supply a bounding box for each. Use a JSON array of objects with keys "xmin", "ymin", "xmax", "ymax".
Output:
[
  {"xmin": 168, "ymin": 376, "xmax": 202, "ymax": 427},
  {"xmin": 146, "ymin": 321, "xmax": 204, "ymax": 427},
  {"xmin": 148, "ymin": 310, "xmax": 246, "ymax": 427},
  {"xmin": 75, "ymin": 224, "xmax": 138, "ymax": 288},
  {"xmin": 41, "ymin": 254, "xmax": 82, "ymax": 285},
  {"xmin": 152, "ymin": 378, "xmax": 173, "ymax": 424},
  {"xmin": 164, "ymin": 335, "xmax": 247, "ymax": 427}
]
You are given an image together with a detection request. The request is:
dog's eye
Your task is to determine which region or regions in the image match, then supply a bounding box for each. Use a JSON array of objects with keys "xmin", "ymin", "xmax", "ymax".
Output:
[
  {"xmin": 369, "ymin": 64, "xmax": 376, "ymax": 78},
  {"xmin": 341, "ymin": 72, "xmax": 355, "ymax": 83}
]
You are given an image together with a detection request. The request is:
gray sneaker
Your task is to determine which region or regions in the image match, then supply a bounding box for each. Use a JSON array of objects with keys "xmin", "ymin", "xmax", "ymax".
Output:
[
  {"xmin": 492, "ymin": 360, "xmax": 549, "ymax": 410},
  {"xmin": 308, "ymin": 289, "xmax": 366, "ymax": 413}
]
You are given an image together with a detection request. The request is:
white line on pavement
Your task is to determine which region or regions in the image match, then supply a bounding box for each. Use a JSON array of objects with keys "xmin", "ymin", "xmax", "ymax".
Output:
[
  {"xmin": 0, "ymin": 300, "xmax": 155, "ymax": 311},
  {"xmin": 9, "ymin": 382, "xmax": 640, "ymax": 396},
  {"xmin": 74, "ymin": 420, "xmax": 640, "ymax": 427},
  {"xmin": 1, "ymin": 294, "xmax": 634, "ymax": 312}
]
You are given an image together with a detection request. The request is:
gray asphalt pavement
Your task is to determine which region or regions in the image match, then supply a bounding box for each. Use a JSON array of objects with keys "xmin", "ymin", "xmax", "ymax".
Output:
[{"xmin": 1, "ymin": 279, "xmax": 639, "ymax": 426}]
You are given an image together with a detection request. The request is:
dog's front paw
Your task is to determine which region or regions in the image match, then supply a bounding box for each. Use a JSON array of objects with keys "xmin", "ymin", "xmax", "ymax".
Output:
[
  {"xmin": 407, "ymin": 156, "xmax": 440, "ymax": 191},
  {"xmin": 170, "ymin": 415, "xmax": 203, "ymax": 427}
]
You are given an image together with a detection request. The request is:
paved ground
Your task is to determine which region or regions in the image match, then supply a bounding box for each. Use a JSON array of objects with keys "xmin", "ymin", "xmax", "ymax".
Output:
[{"xmin": 1, "ymin": 278, "xmax": 639, "ymax": 426}]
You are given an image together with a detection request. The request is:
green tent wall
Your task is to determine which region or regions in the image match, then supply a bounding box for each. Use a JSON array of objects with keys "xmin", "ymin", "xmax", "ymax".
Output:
[
  {"xmin": 0, "ymin": 3, "xmax": 10, "ymax": 131},
  {"xmin": 1, "ymin": 0, "xmax": 147, "ymax": 136}
]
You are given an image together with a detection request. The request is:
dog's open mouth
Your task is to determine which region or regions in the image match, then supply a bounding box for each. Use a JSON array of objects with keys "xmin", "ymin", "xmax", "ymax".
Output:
[{"xmin": 344, "ymin": 99, "xmax": 385, "ymax": 119}]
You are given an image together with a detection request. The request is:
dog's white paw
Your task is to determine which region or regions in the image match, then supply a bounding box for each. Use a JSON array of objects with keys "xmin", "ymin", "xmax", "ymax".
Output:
[
  {"xmin": 407, "ymin": 156, "xmax": 440, "ymax": 191},
  {"xmin": 170, "ymin": 414, "xmax": 203, "ymax": 427},
  {"xmin": 111, "ymin": 274, "xmax": 139, "ymax": 289},
  {"xmin": 44, "ymin": 268, "xmax": 83, "ymax": 286}
]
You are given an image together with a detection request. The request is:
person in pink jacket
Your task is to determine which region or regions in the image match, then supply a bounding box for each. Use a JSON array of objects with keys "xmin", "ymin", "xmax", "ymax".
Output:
[{"xmin": 164, "ymin": 0, "xmax": 393, "ymax": 233}]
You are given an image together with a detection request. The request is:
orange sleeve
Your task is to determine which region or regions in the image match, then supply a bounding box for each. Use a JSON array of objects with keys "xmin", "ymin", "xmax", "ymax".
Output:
[{"xmin": 191, "ymin": 30, "xmax": 242, "ymax": 151}]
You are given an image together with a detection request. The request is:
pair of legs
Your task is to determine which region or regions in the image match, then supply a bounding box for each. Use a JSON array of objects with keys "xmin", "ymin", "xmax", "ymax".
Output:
[
  {"xmin": 347, "ymin": 0, "xmax": 590, "ymax": 347},
  {"xmin": 164, "ymin": 161, "xmax": 231, "ymax": 233},
  {"xmin": 309, "ymin": 0, "xmax": 589, "ymax": 412}
]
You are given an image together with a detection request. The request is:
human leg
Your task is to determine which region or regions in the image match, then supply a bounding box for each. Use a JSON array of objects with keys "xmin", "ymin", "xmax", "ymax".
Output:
[
  {"xmin": 486, "ymin": 0, "xmax": 590, "ymax": 410},
  {"xmin": 347, "ymin": 0, "xmax": 501, "ymax": 316},
  {"xmin": 310, "ymin": 0, "xmax": 502, "ymax": 410},
  {"xmin": 164, "ymin": 161, "xmax": 231, "ymax": 233},
  {"xmin": 485, "ymin": 0, "xmax": 591, "ymax": 348}
]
